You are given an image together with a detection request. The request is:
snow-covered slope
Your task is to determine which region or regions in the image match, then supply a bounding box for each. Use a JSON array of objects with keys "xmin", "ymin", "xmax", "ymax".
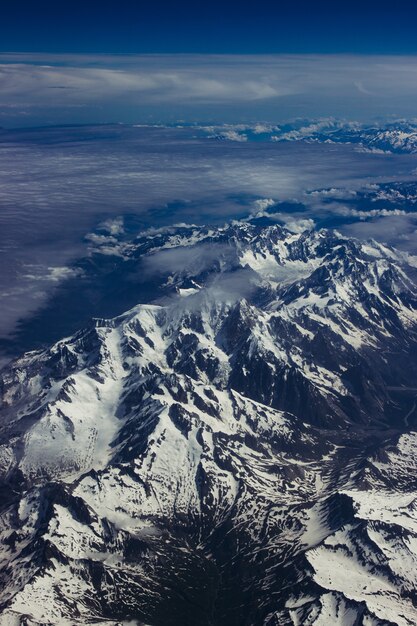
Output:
[
  {"xmin": 277, "ymin": 121, "xmax": 417, "ymax": 154},
  {"xmin": 1, "ymin": 223, "xmax": 417, "ymax": 625}
]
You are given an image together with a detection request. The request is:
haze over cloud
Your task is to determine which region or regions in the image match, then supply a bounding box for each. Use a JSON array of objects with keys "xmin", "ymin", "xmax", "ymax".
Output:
[{"xmin": 2, "ymin": 54, "xmax": 417, "ymax": 125}]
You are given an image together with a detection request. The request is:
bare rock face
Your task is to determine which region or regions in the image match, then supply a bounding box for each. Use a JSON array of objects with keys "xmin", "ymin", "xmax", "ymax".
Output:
[{"xmin": 1, "ymin": 223, "xmax": 417, "ymax": 626}]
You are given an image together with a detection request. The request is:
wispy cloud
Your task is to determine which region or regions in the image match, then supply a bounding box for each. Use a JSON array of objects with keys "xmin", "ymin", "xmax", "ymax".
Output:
[
  {"xmin": 141, "ymin": 243, "xmax": 237, "ymax": 278},
  {"xmin": 0, "ymin": 63, "xmax": 290, "ymax": 104},
  {"xmin": 341, "ymin": 214, "xmax": 417, "ymax": 253}
]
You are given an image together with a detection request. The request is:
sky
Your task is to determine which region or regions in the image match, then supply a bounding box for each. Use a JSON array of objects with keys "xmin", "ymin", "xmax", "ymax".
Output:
[{"xmin": 2, "ymin": 0, "xmax": 417, "ymax": 55}]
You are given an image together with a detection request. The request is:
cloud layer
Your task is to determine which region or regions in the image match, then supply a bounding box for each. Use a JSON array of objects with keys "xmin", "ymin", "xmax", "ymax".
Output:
[
  {"xmin": 2, "ymin": 54, "xmax": 417, "ymax": 125},
  {"xmin": 0, "ymin": 121, "xmax": 416, "ymax": 364}
]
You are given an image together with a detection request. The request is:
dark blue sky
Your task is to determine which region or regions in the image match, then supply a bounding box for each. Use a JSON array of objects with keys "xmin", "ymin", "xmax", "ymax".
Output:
[{"xmin": 2, "ymin": 0, "xmax": 417, "ymax": 54}]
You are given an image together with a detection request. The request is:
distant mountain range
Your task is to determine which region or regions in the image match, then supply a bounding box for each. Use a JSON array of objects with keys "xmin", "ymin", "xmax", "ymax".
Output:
[
  {"xmin": 1, "ymin": 223, "xmax": 417, "ymax": 625},
  {"xmin": 198, "ymin": 119, "xmax": 417, "ymax": 154}
]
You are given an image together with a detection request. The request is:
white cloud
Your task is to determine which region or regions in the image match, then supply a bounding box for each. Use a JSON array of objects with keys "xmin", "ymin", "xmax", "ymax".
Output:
[
  {"xmin": 23, "ymin": 265, "xmax": 83, "ymax": 282},
  {"xmin": 99, "ymin": 217, "xmax": 125, "ymax": 235},
  {"xmin": 284, "ymin": 218, "xmax": 315, "ymax": 233},
  {"xmin": 330, "ymin": 206, "xmax": 409, "ymax": 220},
  {"xmin": 307, "ymin": 187, "xmax": 358, "ymax": 199},
  {"xmin": 219, "ymin": 130, "xmax": 248, "ymax": 142},
  {"xmin": 251, "ymin": 198, "xmax": 276, "ymax": 216}
]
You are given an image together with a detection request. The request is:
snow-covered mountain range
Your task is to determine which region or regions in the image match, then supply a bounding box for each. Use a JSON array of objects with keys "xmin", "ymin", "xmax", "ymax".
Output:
[
  {"xmin": 1, "ymin": 223, "xmax": 417, "ymax": 625},
  {"xmin": 201, "ymin": 120, "xmax": 417, "ymax": 154}
]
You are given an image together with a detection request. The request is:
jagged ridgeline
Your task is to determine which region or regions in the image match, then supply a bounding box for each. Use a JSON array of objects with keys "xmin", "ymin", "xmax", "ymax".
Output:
[{"xmin": 1, "ymin": 222, "xmax": 417, "ymax": 626}]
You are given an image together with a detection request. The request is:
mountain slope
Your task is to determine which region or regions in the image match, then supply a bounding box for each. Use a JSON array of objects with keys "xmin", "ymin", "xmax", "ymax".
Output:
[{"xmin": 1, "ymin": 223, "xmax": 417, "ymax": 625}]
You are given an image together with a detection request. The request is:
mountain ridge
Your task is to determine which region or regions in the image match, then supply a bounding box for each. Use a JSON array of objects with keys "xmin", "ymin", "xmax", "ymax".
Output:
[{"xmin": 1, "ymin": 223, "xmax": 417, "ymax": 625}]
